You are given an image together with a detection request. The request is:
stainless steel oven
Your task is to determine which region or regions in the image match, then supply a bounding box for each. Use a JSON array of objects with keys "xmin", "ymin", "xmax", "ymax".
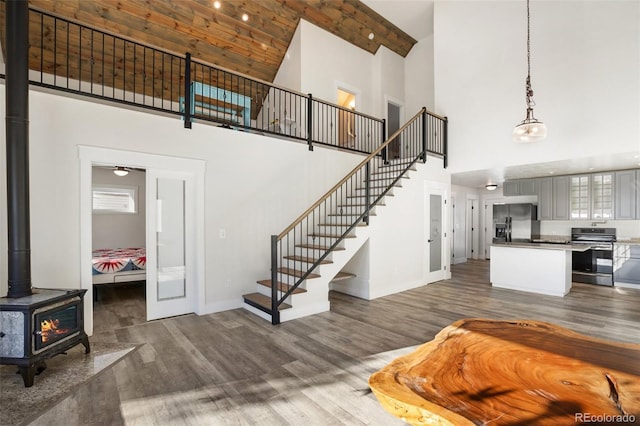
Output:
[{"xmin": 571, "ymin": 228, "xmax": 616, "ymax": 286}]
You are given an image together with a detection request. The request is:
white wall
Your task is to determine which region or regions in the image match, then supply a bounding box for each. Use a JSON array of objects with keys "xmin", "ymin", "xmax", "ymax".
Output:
[
  {"xmin": 434, "ymin": 0, "xmax": 640, "ymax": 174},
  {"xmin": 368, "ymin": 159, "xmax": 451, "ymax": 298},
  {"xmin": 273, "ymin": 22, "xmax": 303, "ymax": 92},
  {"xmin": 375, "ymin": 45, "xmax": 406, "ymax": 121},
  {"xmin": 0, "ymin": 85, "xmax": 365, "ymax": 303},
  {"xmin": 92, "ymin": 167, "xmax": 146, "ymax": 250},
  {"xmin": 405, "ymin": 34, "xmax": 435, "ymax": 114},
  {"xmin": 299, "ymin": 20, "xmax": 376, "ymax": 115}
]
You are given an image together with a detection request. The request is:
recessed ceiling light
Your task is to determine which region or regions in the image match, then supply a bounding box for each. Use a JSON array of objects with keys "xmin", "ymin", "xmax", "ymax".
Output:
[
  {"xmin": 368, "ymin": 32, "xmax": 374, "ymax": 40},
  {"xmin": 549, "ymin": 171, "xmax": 554, "ymax": 174},
  {"xmin": 213, "ymin": 1, "xmax": 221, "ymax": 9},
  {"xmin": 485, "ymin": 184, "xmax": 498, "ymax": 191},
  {"xmin": 242, "ymin": 13, "xmax": 249, "ymax": 21}
]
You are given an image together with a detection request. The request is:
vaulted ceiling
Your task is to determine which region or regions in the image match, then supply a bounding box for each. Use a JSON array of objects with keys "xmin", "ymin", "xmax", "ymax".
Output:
[{"xmin": 23, "ymin": 0, "xmax": 417, "ymax": 83}]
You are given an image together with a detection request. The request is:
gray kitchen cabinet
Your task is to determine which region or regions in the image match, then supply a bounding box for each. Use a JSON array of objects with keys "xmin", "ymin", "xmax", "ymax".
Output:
[
  {"xmin": 552, "ymin": 176, "xmax": 570, "ymax": 220},
  {"xmin": 614, "ymin": 243, "xmax": 640, "ymax": 285},
  {"xmin": 519, "ymin": 179, "xmax": 537, "ymax": 195},
  {"xmin": 615, "ymin": 170, "xmax": 638, "ymax": 220},
  {"xmin": 570, "ymin": 174, "xmax": 590, "ymax": 220},
  {"xmin": 503, "ymin": 179, "xmax": 537, "ymax": 196},
  {"xmin": 591, "ymin": 172, "xmax": 614, "ymax": 220},
  {"xmin": 537, "ymin": 177, "xmax": 553, "ymax": 220},
  {"xmin": 503, "ymin": 180, "xmax": 519, "ymax": 196}
]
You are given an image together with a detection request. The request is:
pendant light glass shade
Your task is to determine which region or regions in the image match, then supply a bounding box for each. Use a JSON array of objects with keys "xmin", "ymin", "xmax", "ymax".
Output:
[{"xmin": 513, "ymin": 108, "xmax": 547, "ymax": 143}]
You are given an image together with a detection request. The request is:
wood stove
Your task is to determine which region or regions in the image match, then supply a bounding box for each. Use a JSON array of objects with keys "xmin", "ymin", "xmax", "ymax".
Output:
[{"xmin": 0, "ymin": 289, "xmax": 90, "ymax": 387}]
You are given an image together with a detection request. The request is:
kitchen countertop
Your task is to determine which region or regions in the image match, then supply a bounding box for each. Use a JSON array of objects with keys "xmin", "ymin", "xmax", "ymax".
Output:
[
  {"xmin": 492, "ymin": 242, "xmax": 591, "ymax": 252},
  {"xmin": 616, "ymin": 239, "xmax": 640, "ymax": 245}
]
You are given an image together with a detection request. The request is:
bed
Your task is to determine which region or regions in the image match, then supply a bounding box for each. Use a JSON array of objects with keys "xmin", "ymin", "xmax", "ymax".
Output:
[{"xmin": 92, "ymin": 247, "xmax": 146, "ymax": 285}]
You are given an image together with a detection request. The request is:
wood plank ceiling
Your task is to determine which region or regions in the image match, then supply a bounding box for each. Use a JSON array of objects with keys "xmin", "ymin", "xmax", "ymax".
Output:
[{"xmin": 22, "ymin": 0, "xmax": 417, "ymax": 83}]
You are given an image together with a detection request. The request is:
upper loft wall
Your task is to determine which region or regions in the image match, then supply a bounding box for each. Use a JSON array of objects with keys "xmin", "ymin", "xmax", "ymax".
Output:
[
  {"xmin": 296, "ymin": 19, "xmax": 415, "ymax": 121},
  {"xmin": 299, "ymin": 19, "xmax": 377, "ymax": 116},
  {"xmin": 273, "ymin": 21, "xmax": 303, "ymax": 93},
  {"xmin": 405, "ymin": 33, "xmax": 435, "ymax": 114},
  {"xmin": 434, "ymin": 0, "xmax": 640, "ymax": 174}
]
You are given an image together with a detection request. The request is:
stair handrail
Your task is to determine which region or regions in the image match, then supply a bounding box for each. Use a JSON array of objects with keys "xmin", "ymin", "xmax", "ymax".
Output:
[{"xmin": 277, "ymin": 107, "xmax": 427, "ymax": 240}]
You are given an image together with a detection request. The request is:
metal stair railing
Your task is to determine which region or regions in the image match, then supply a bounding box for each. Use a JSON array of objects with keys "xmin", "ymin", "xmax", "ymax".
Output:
[{"xmin": 267, "ymin": 107, "xmax": 447, "ymax": 324}]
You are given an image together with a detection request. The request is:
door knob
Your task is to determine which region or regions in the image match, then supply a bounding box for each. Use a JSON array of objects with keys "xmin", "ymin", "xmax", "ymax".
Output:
[{"xmin": 428, "ymin": 239, "xmax": 433, "ymax": 243}]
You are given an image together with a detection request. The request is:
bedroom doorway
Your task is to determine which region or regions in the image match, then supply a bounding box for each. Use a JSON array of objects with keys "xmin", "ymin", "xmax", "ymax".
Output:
[
  {"xmin": 80, "ymin": 146, "xmax": 206, "ymax": 335},
  {"xmin": 91, "ymin": 165, "xmax": 148, "ymax": 332}
]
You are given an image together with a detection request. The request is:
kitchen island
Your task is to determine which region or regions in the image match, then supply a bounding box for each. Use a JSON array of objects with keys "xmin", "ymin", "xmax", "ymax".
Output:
[{"xmin": 490, "ymin": 242, "xmax": 590, "ymax": 297}]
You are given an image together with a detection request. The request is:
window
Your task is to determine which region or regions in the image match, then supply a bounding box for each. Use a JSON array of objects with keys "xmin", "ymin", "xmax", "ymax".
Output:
[{"xmin": 92, "ymin": 185, "xmax": 137, "ymax": 214}]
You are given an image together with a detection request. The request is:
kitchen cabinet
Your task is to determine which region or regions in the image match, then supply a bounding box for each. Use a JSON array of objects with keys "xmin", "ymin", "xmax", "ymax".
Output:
[
  {"xmin": 637, "ymin": 170, "xmax": 640, "ymax": 219},
  {"xmin": 569, "ymin": 175, "xmax": 590, "ymax": 220},
  {"xmin": 537, "ymin": 177, "xmax": 553, "ymax": 220},
  {"xmin": 552, "ymin": 176, "xmax": 570, "ymax": 220},
  {"xmin": 614, "ymin": 170, "xmax": 638, "ymax": 220},
  {"xmin": 503, "ymin": 179, "xmax": 537, "ymax": 196},
  {"xmin": 591, "ymin": 173, "xmax": 614, "ymax": 220},
  {"xmin": 614, "ymin": 243, "xmax": 640, "ymax": 286}
]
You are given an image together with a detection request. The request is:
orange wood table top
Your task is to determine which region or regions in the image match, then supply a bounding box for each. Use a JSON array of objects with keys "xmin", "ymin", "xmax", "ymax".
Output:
[{"xmin": 369, "ymin": 318, "xmax": 640, "ymax": 425}]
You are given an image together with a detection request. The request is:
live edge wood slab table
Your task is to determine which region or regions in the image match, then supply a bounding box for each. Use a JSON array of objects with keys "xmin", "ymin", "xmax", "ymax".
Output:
[{"xmin": 369, "ymin": 319, "xmax": 640, "ymax": 425}]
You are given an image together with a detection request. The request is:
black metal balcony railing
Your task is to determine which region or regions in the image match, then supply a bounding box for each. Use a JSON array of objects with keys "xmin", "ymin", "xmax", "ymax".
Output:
[{"xmin": 14, "ymin": 6, "xmax": 424, "ymax": 156}]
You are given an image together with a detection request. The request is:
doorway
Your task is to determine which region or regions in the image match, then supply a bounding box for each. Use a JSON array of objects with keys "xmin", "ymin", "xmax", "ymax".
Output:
[
  {"xmin": 91, "ymin": 165, "xmax": 147, "ymax": 332},
  {"xmin": 79, "ymin": 146, "xmax": 206, "ymax": 335},
  {"xmin": 387, "ymin": 101, "xmax": 402, "ymax": 159},
  {"xmin": 337, "ymin": 88, "xmax": 356, "ymax": 148}
]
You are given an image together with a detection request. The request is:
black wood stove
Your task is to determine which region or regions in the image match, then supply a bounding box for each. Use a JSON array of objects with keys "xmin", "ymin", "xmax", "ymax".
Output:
[
  {"xmin": 1, "ymin": 0, "xmax": 90, "ymax": 387},
  {"xmin": 0, "ymin": 289, "xmax": 90, "ymax": 386}
]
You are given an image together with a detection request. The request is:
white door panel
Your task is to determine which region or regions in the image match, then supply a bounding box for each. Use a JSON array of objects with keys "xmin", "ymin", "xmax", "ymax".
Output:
[{"xmin": 147, "ymin": 171, "xmax": 195, "ymax": 321}]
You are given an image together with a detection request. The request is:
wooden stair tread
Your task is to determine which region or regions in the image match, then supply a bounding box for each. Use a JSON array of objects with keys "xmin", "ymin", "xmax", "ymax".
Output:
[
  {"xmin": 347, "ymin": 193, "xmax": 393, "ymax": 198},
  {"xmin": 368, "ymin": 175, "xmax": 409, "ymax": 181},
  {"xmin": 356, "ymin": 184, "xmax": 402, "ymax": 189},
  {"xmin": 283, "ymin": 255, "xmax": 333, "ymax": 264},
  {"xmin": 338, "ymin": 203, "xmax": 385, "ymax": 207},
  {"xmin": 309, "ymin": 232, "xmax": 357, "ymax": 238},
  {"xmin": 278, "ymin": 267, "xmax": 321, "ymax": 279},
  {"xmin": 328, "ymin": 212, "xmax": 376, "ymax": 217},
  {"xmin": 331, "ymin": 272, "xmax": 356, "ymax": 282},
  {"xmin": 317, "ymin": 222, "xmax": 366, "ymax": 227},
  {"xmin": 256, "ymin": 279, "xmax": 307, "ymax": 294},
  {"xmin": 243, "ymin": 293, "xmax": 291, "ymax": 310},
  {"xmin": 296, "ymin": 243, "xmax": 345, "ymax": 251}
]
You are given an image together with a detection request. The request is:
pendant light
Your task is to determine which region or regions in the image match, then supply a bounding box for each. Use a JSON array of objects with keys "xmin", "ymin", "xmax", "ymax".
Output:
[{"xmin": 513, "ymin": 0, "xmax": 547, "ymax": 143}]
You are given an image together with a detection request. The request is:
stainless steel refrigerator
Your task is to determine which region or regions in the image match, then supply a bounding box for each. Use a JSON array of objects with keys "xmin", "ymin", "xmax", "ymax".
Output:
[{"xmin": 492, "ymin": 203, "xmax": 540, "ymax": 243}]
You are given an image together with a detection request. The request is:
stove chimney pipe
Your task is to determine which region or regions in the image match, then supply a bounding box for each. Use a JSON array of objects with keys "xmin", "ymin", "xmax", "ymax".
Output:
[{"xmin": 5, "ymin": 0, "xmax": 32, "ymax": 298}]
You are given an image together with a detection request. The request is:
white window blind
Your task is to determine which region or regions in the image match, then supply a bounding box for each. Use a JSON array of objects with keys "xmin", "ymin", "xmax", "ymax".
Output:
[{"xmin": 92, "ymin": 185, "xmax": 137, "ymax": 213}]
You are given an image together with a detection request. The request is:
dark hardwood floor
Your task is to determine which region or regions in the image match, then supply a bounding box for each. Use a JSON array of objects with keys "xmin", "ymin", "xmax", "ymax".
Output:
[{"xmin": 29, "ymin": 260, "xmax": 640, "ymax": 425}]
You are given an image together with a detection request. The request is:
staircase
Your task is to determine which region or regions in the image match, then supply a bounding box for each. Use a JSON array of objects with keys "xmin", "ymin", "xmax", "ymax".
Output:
[{"xmin": 243, "ymin": 108, "xmax": 446, "ymax": 324}]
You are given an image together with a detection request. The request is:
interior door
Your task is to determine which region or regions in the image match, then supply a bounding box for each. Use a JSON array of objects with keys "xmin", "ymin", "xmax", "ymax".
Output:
[
  {"xmin": 387, "ymin": 102, "xmax": 401, "ymax": 159},
  {"xmin": 426, "ymin": 188, "xmax": 446, "ymax": 282},
  {"xmin": 146, "ymin": 170, "xmax": 196, "ymax": 321}
]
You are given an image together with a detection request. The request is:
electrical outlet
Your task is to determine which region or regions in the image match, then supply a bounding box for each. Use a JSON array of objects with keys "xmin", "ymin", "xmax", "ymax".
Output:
[{"xmin": 219, "ymin": 228, "xmax": 226, "ymax": 239}]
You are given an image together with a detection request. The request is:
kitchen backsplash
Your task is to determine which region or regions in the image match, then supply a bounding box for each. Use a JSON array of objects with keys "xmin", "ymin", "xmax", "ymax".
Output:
[{"xmin": 540, "ymin": 220, "xmax": 640, "ymax": 240}]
